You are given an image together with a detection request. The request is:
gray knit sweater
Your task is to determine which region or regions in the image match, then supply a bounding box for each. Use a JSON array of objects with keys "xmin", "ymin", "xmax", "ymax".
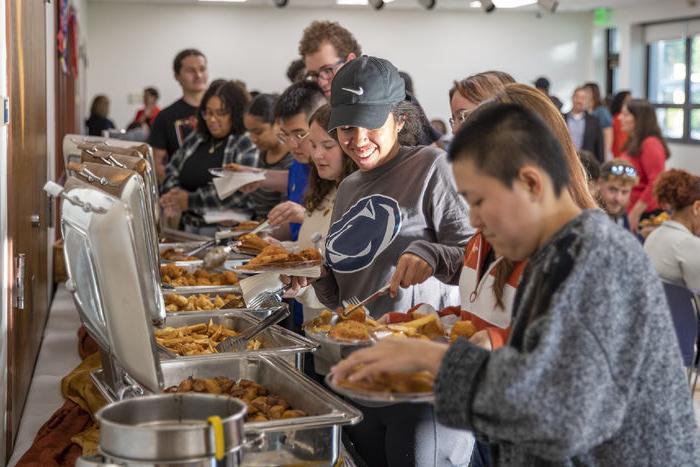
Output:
[{"xmin": 435, "ymin": 209, "xmax": 700, "ymax": 466}]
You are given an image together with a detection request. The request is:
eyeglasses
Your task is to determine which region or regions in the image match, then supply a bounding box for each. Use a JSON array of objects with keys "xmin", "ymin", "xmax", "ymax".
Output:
[
  {"xmin": 277, "ymin": 130, "xmax": 310, "ymax": 145},
  {"xmin": 303, "ymin": 60, "xmax": 345, "ymax": 82},
  {"xmin": 449, "ymin": 109, "xmax": 474, "ymax": 129},
  {"xmin": 604, "ymin": 164, "xmax": 637, "ymax": 178},
  {"xmin": 201, "ymin": 109, "xmax": 230, "ymax": 120}
]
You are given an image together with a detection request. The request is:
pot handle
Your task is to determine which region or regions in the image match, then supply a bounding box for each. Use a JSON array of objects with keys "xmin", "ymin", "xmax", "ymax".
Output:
[{"xmin": 207, "ymin": 416, "xmax": 225, "ymax": 461}]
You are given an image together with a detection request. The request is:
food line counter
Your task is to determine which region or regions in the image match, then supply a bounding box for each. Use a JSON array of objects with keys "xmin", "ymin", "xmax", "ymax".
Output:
[{"xmin": 47, "ymin": 139, "xmax": 362, "ymax": 465}]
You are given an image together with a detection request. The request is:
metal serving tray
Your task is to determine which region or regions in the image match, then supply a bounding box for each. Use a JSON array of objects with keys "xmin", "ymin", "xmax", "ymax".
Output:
[
  {"xmin": 161, "ymin": 312, "xmax": 317, "ymax": 369},
  {"xmin": 91, "ymin": 355, "xmax": 362, "ymax": 466},
  {"xmin": 163, "ymin": 287, "xmax": 277, "ymax": 320},
  {"xmin": 160, "ymin": 261, "xmax": 246, "ymax": 295},
  {"xmin": 159, "ymin": 228, "xmax": 210, "ymax": 243},
  {"xmin": 159, "ymin": 242, "xmax": 253, "ymax": 263}
]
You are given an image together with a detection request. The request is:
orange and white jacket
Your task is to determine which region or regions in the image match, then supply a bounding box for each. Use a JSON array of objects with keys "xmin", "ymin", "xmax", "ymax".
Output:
[{"xmin": 441, "ymin": 231, "xmax": 526, "ymax": 349}]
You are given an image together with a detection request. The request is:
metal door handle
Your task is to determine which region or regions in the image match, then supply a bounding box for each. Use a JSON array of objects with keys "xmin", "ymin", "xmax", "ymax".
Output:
[
  {"xmin": 14, "ymin": 253, "xmax": 26, "ymax": 309},
  {"xmin": 31, "ymin": 214, "xmax": 40, "ymax": 228}
]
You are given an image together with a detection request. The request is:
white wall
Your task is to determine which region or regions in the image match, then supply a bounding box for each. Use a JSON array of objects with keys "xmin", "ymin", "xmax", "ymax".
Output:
[
  {"xmin": 612, "ymin": 3, "xmax": 700, "ymax": 175},
  {"xmin": 0, "ymin": 0, "xmax": 9, "ymax": 461},
  {"xmin": 86, "ymin": 2, "xmax": 596, "ymax": 129}
]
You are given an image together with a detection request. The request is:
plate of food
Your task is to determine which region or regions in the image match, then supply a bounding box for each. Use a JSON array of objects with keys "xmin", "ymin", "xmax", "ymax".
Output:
[
  {"xmin": 163, "ymin": 292, "xmax": 245, "ymax": 313},
  {"xmin": 325, "ymin": 369, "xmax": 434, "ymax": 406},
  {"xmin": 236, "ymin": 244, "xmax": 323, "ymax": 277},
  {"xmin": 233, "ymin": 233, "xmax": 271, "ymax": 256}
]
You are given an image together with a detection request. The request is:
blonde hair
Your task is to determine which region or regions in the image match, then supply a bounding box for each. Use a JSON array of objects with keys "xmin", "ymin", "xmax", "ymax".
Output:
[{"xmin": 494, "ymin": 83, "xmax": 598, "ymax": 209}]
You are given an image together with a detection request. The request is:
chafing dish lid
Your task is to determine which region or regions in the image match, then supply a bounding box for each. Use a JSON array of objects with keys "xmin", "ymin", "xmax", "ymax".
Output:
[
  {"xmin": 61, "ymin": 177, "xmax": 164, "ymax": 391},
  {"xmin": 69, "ymin": 162, "xmax": 165, "ymax": 323}
]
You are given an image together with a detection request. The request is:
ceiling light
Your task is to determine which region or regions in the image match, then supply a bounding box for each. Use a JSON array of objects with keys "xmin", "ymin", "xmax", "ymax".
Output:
[
  {"xmin": 493, "ymin": 0, "xmax": 536, "ymax": 8},
  {"xmin": 418, "ymin": 0, "xmax": 436, "ymax": 8},
  {"xmin": 198, "ymin": 0, "xmax": 247, "ymax": 3},
  {"xmin": 336, "ymin": 0, "xmax": 368, "ymax": 4},
  {"xmin": 469, "ymin": 0, "xmax": 481, "ymax": 7}
]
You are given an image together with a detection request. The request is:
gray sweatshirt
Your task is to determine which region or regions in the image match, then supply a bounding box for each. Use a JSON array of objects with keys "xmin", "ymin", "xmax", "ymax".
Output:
[
  {"xmin": 312, "ymin": 145, "xmax": 473, "ymax": 317},
  {"xmin": 435, "ymin": 209, "xmax": 700, "ymax": 466}
]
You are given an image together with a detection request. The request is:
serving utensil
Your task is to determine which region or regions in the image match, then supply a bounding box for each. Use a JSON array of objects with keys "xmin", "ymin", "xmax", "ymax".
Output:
[
  {"xmin": 339, "ymin": 284, "xmax": 391, "ymax": 319},
  {"xmin": 202, "ymin": 220, "xmax": 271, "ymax": 270},
  {"xmin": 215, "ymin": 305, "xmax": 289, "ymax": 353}
]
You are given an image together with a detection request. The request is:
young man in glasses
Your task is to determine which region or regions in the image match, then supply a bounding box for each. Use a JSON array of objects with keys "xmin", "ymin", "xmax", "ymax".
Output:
[
  {"xmin": 298, "ymin": 20, "xmax": 361, "ymax": 98},
  {"xmin": 241, "ymin": 82, "xmax": 326, "ymax": 240},
  {"xmin": 149, "ymin": 48, "xmax": 209, "ymax": 183},
  {"xmin": 597, "ymin": 159, "xmax": 639, "ymax": 231}
]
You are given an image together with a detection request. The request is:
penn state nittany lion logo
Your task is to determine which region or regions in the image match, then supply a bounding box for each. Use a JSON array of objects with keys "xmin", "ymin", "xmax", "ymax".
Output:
[{"xmin": 326, "ymin": 195, "xmax": 402, "ymax": 273}]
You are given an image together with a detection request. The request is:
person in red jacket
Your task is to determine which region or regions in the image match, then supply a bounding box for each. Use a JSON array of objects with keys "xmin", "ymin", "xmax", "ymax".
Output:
[
  {"xmin": 619, "ymin": 98, "xmax": 670, "ymax": 232},
  {"xmin": 127, "ymin": 87, "xmax": 160, "ymax": 131},
  {"xmin": 610, "ymin": 90, "xmax": 630, "ymax": 158}
]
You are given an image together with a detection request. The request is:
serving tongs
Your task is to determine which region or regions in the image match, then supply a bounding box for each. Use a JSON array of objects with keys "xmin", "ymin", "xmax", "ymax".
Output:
[
  {"xmin": 215, "ymin": 304, "xmax": 289, "ymax": 353},
  {"xmin": 183, "ymin": 228, "xmax": 245, "ymax": 258},
  {"xmin": 202, "ymin": 220, "xmax": 270, "ymax": 270}
]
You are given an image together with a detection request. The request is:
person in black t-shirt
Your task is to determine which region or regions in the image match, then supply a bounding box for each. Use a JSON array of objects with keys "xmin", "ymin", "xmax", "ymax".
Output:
[{"xmin": 149, "ymin": 48, "xmax": 209, "ymax": 183}]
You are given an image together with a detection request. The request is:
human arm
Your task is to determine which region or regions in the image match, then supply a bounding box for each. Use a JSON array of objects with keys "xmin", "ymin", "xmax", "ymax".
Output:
[
  {"xmin": 240, "ymin": 169, "xmax": 289, "ymax": 194},
  {"xmin": 603, "ymin": 127, "xmax": 613, "ymax": 161},
  {"xmin": 401, "ymin": 154, "xmax": 473, "ymax": 287},
  {"xmin": 267, "ymin": 201, "xmax": 306, "ymax": 227}
]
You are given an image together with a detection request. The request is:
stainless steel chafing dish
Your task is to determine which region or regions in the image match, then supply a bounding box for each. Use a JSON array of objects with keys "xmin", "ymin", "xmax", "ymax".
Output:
[
  {"xmin": 161, "ymin": 311, "xmax": 316, "ymax": 369},
  {"xmin": 163, "ymin": 286, "xmax": 276, "ymax": 320},
  {"xmin": 65, "ymin": 163, "xmax": 165, "ymax": 322},
  {"xmin": 92, "ymin": 355, "xmax": 363, "ymax": 466},
  {"xmin": 160, "ymin": 260, "xmax": 245, "ymax": 296},
  {"xmin": 80, "ymin": 148, "xmax": 160, "ymax": 228},
  {"xmin": 63, "ymin": 134, "xmax": 155, "ymax": 176}
]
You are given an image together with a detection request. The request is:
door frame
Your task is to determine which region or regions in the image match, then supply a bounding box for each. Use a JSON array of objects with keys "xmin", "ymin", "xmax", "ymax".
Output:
[{"xmin": 0, "ymin": 0, "xmax": 9, "ymax": 462}]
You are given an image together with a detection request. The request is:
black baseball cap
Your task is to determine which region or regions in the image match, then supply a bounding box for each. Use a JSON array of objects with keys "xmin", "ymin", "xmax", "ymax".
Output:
[{"xmin": 328, "ymin": 55, "xmax": 406, "ymax": 131}]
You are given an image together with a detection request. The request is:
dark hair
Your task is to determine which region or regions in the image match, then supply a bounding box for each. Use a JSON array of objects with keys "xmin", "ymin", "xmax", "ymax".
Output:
[
  {"xmin": 391, "ymin": 100, "xmax": 431, "ymax": 146},
  {"xmin": 578, "ymin": 150, "xmax": 600, "ymax": 181},
  {"xmin": 144, "ymin": 87, "xmax": 159, "ymax": 100},
  {"xmin": 583, "ymin": 82, "xmax": 603, "ymax": 108},
  {"xmin": 431, "ymin": 119, "xmax": 448, "ymax": 135},
  {"xmin": 399, "ymin": 71, "xmax": 414, "ymax": 95},
  {"xmin": 246, "ymin": 93, "xmax": 279, "ymax": 124},
  {"xmin": 173, "ymin": 48, "xmax": 206, "ymax": 75},
  {"xmin": 287, "ymin": 59, "xmax": 306, "ymax": 82},
  {"xmin": 623, "ymin": 98, "xmax": 670, "ymax": 159},
  {"xmin": 449, "ymin": 103, "xmax": 570, "ymax": 197},
  {"xmin": 274, "ymin": 81, "xmax": 326, "ymax": 122},
  {"xmin": 299, "ymin": 20, "xmax": 362, "ymax": 60},
  {"xmin": 305, "ymin": 104, "xmax": 356, "ymax": 212},
  {"xmin": 610, "ymin": 90, "xmax": 630, "ymax": 115},
  {"xmin": 654, "ymin": 169, "xmax": 700, "ymax": 211},
  {"xmin": 90, "ymin": 95, "xmax": 110, "ymax": 118},
  {"xmin": 449, "ymin": 70, "xmax": 515, "ymax": 102},
  {"xmin": 196, "ymin": 80, "xmax": 249, "ymax": 140}
]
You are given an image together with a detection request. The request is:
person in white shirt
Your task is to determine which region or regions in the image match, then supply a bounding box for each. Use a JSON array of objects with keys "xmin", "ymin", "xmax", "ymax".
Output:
[{"xmin": 644, "ymin": 169, "xmax": 700, "ymax": 291}]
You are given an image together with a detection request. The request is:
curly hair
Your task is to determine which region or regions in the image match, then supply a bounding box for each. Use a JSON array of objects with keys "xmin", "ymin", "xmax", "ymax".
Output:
[
  {"xmin": 298, "ymin": 21, "xmax": 362, "ymax": 60},
  {"xmin": 305, "ymin": 104, "xmax": 356, "ymax": 213},
  {"xmin": 195, "ymin": 80, "xmax": 250, "ymax": 140},
  {"xmin": 449, "ymin": 70, "xmax": 515, "ymax": 102},
  {"xmin": 654, "ymin": 169, "xmax": 700, "ymax": 211}
]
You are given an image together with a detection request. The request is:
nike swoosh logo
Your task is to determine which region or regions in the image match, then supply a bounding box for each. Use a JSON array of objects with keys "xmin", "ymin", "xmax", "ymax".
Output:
[{"xmin": 342, "ymin": 87, "xmax": 364, "ymax": 96}]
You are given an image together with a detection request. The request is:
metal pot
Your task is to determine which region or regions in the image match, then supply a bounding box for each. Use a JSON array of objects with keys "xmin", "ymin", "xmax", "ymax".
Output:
[{"xmin": 96, "ymin": 393, "xmax": 246, "ymax": 466}]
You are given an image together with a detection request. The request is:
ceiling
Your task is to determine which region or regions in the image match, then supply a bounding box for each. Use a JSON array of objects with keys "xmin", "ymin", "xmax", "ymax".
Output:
[{"xmin": 88, "ymin": 0, "xmax": 671, "ymax": 13}]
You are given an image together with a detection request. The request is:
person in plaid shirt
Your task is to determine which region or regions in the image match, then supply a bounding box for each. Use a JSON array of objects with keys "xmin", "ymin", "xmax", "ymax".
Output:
[{"xmin": 161, "ymin": 80, "xmax": 259, "ymax": 232}]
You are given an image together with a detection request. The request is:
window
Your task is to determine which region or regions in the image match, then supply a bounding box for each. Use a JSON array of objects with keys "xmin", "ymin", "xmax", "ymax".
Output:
[{"xmin": 645, "ymin": 20, "xmax": 700, "ymax": 143}]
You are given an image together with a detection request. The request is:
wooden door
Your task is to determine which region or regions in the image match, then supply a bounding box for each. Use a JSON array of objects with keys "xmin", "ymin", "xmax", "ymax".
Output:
[{"xmin": 5, "ymin": 0, "xmax": 49, "ymax": 457}]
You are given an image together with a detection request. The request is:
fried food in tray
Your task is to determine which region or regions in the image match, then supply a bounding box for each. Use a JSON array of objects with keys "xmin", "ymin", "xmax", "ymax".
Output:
[
  {"xmin": 380, "ymin": 304, "xmax": 447, "ymax": 341},
  {"xmin": 335, "ymin": 369, "xmax": 434, "ymax": 395},
  {"xmin": 305, "ymin": 308, "xmax": 380, "ymax": 343},
  {"xmin": 160, "ymin": 263, "xmax": 239, "ymax": 287},
  {"xmin": 163, "ymin": 293, "xmax": 245, "ymax": 312},
  {"xmin": 163, "ymin": 377, "xmax": 307, "ymax": 422},
  {"xmin": 233, "ymin": 220, "xmax": 261, "ymax": 231},
  {"xmin": 237, "ymin": 233, "xmax": 270, "ymax": 254},
  {"xmin": 240, "ymin": 244, "xmax": 322, "ymax": 270},
  {"xmin": 640, "ymin": 211, "xmax": 669, "ymax": 227},
  {"xmin": 154, "ymin": 320, "xmax": 262, "ymax": 356},
  {"xmin": 449, "ymin": 320, "xmax": 477, "ymax": 342},
  {"xmin": 160, "ymin": 248, "xmax": 199, "ymax": 262}
]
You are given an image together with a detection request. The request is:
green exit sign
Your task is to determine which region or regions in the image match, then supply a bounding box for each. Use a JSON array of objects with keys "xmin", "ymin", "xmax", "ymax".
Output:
[{"xmin": 594, "ymin": 7, "xmax": 612, "ymax": 27}]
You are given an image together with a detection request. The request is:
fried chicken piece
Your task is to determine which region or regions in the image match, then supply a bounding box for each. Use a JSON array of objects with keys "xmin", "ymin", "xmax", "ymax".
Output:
[
  {"xmin": 269, "ymin": 405, "xmax": 286, "ymax": 419},
  {"xmin": 238, "ymin": 233, "xmax": 269, "ymax": 252},
  {"xmin": 450, "ymin": 320, "xmax": 477, "ymax": 342},
  {"xmin": 329, "ymin": 320, "xmax": 371, "ymax": 341},
  {"xmin": 177, "ymin": 377, "xmax": 194, "ymax": 392},
  {"xmin": 250, "ymin": 414, "xmax": 269, "ymax": 422},
  {"xmin": 235, "ymin": 220, "xmax": 260, "ymax": 231},
  {"xmin": 281, "ymin": 409, "xmax": 306, "ymax": 419},
  {"xmin": 299, "ymin": 248, "xmax": 322, "ymax": 261}
]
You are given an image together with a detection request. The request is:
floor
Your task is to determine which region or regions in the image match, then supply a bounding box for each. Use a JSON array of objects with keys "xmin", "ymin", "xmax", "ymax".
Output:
[{"xmin": 6, "ymin": 286, "xmax": 700, "ymax": 465}]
